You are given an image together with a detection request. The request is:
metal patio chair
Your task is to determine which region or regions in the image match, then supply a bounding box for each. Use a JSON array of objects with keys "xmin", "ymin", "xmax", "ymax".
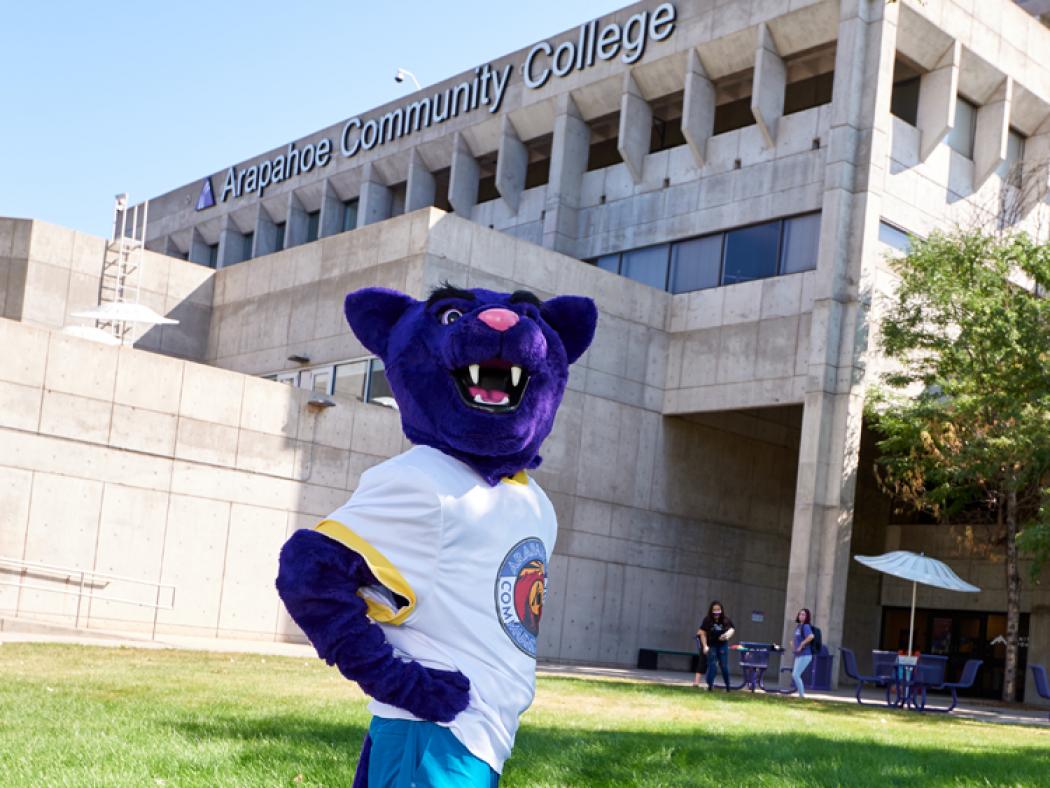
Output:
[
  {"xmin": 919, "ymin": 659, "xmax": 983, "ymax": 713},
  {"xmin": 1030, "ymin": 664, "xmax": 1050, "ymax": 721},
  {"xmin": 839, "ymin": 647, "xmax": 890, "ymax": 704}
]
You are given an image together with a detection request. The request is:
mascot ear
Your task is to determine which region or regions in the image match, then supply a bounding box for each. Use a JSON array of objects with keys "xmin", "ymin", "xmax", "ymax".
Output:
[
  {"xmin": 344, "ymin": 287, "xmax": 417, "ymax": 358},
  {"xmin": 541, "ymin": 295, "xmax": 598, "ymax": 364}
]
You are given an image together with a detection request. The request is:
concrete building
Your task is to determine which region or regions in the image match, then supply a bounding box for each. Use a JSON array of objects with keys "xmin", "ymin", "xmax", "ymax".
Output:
[{"xmin": 2, "ymin": 0, "xmax": 1050, "ymax": 706}]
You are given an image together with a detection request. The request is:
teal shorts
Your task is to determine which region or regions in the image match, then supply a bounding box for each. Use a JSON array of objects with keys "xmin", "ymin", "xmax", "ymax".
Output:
[{"xmin": 367, "ymin": 717, "xmax": 499, "ymax": 788}]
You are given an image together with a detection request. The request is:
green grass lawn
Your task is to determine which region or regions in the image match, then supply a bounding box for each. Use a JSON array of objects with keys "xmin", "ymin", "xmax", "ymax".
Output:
[{"xmin": 0, "ymin": 643, "xmax": 1047, "ymax": 787}]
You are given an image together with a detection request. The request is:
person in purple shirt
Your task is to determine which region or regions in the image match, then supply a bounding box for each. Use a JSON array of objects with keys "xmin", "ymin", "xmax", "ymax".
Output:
[{"xmin": 791, "ymin": 608, "xmax": 816, "ymax": 697}]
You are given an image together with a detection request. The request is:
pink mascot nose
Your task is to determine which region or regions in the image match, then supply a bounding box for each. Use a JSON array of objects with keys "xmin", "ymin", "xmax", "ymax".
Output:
[{"xmin": 477, "ymin": 308, "xmax": 519, "ymax": 332}]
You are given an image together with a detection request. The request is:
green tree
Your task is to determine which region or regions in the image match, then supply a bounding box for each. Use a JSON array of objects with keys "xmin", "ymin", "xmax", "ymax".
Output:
[{"xmin": 867, "ymin": 229, "xmax": 1050, "ymax": 702}]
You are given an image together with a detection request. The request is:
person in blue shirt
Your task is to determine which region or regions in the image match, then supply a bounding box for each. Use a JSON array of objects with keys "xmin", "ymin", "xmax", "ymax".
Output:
[{"xmin": 791, "ymin": 608, "xmax": 816, "ymax": 698}]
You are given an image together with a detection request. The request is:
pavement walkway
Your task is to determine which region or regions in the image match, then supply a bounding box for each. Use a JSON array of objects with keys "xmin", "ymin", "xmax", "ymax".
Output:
[{"xmin": 3, "ymin": 627, "xmax": 1047, "ymax": 729}]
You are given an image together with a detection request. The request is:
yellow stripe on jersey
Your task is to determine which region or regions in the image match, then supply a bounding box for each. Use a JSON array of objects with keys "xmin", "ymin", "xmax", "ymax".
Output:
[
  {"xmin": 314, "ymin": 519, "xmax": 417, "ymax": 626},
  {"xmin": 502, "ymin": 470, "xmax": 529, "ymax": 485}
]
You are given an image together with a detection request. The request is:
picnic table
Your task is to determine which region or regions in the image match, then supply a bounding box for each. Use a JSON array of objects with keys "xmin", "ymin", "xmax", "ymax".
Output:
[
  {"xmin": 730, "ymin": 642, "xmax": 784, "ymax": 692},
  {"xmin": 883, "ymin": 653, "xmax": 949, "ymax": 711}
]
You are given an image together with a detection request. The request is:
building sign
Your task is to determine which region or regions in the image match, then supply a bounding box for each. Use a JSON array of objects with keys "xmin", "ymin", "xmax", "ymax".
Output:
[{"xmin": 202, "ymin": 3, "xmax": 677, "ymax": 209}]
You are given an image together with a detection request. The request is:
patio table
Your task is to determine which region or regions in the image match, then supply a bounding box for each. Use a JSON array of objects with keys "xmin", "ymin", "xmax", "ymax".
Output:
[
  {"xmin": 884, "ymin": 653, "xmax": 948, "ymax": 711},
  {"xmin": 731, "ymin": 642, "xmax": 784, "ymax": 692}
]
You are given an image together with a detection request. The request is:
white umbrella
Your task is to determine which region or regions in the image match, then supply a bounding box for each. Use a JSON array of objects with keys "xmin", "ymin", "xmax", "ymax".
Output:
[{"xmin": 854, "ymin": 550, "xmax": 980, "ymax": 654}]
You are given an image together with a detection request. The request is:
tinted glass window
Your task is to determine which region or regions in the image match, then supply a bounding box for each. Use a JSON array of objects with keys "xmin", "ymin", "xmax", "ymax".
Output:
[
  {"xmin": 596, "ymin": 254, "xmax": 620, "ymax": 273},
  {"xmin": 947, "ymin": 97, "xmax": 976, "ymax": 159},
  {"xmin": 878, "ymin": 221, "xmax": 911, "ymax": 255},
  {"xmin": 342, "ymin": 200, "xmax": 359, "ymax": 232},
  {"xmin": 669, "ymin": 236, "xmax": 722, "ymax": 293},
  {"xmin": 241, "ymin": 232, "xmax": 254, "ymax": 262},
  {"xmin": 781, "ymin": 214, "xmax": 820, "ymax": 274},
  {"xmin": 722, "ymin": 222, "xmax": 780, "ymax": 285},
  {"xmin": 334, "ymin": 360, "xmax": 368, "ymax": 400},
  {"xmin": 306, "ymin": 211, "xmax": 320, "ymax": 243},
  {"xmin": 890, "ymin": 77, "xmax": 920, "ymax": 126},
  {"xmin": 274, "ymin": 222, "xmax": 286, "ymax": 251},
  {"xmin": 620, "ymin": 245, "xmax": 670, "ymax": 290},
  {"xmin": 997, "ymin": 129, "xmax": 1025, "ymax": 186},
  {"xmin": 367, "ymin": 359, "xmax": 395, "ymax": 406}
]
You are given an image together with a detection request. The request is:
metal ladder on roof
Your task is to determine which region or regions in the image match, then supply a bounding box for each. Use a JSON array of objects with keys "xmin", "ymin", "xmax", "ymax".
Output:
[{"xmin": 97, "ymin": 193, "xmax": 147, "ymax": 343}]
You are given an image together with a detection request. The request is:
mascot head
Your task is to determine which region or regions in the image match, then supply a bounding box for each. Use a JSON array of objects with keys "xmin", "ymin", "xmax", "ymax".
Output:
[{"xmin": 344, "ymin": 284, "xmax": 597, "ymax": 486}]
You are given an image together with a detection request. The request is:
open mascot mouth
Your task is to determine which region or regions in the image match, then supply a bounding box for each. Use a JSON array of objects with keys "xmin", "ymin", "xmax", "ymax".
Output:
[{"xmin": 452, "ymin": 358, "xmax": 531, "ymax": 413}]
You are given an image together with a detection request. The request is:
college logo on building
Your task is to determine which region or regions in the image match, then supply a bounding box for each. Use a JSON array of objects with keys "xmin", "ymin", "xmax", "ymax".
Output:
[
  {"xmin": 195, "ymin": 178, "xmax": 216, "ymax": 211},
  {"xmin": 494, "ymin": 538, "xmax": 547, "ymax": 657}
]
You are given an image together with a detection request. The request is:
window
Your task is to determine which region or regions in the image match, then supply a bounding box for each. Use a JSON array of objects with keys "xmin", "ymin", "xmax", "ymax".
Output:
[
  {"xmin": 878, "ymin": 221, "xmax": 912, "ymax": 255},
  {"xmin": 620, "ymin": 245, "xmax": 670, "ymax": 290},
  {"xmin": 669, "ymin": 235, "xmax": 722, "ymax": 293},
  {"xmin": 780, "ymin": 214, "xmax": 820, "ymax": 274},
  {"xmin": 946, "ymin": 97, "xmax": 976, "ymax": 159},
  {"xmin": 206, "ymin": 243, "xmax": 219, "ymax": 268},
  {"xmin": 268, "ymin": 357, "xmax": 396, "ymax": 409},
  {"xmin": 306, "ymin": 211, "xmax": 320, "ymax": 243},
  {"xmin": 722, "ymin": 221, "xmax": 781, "ymax": 285},
  {"xmin": 784, "ymin": 72, "xmax": 834, "ymax": 115},
  {"xmin": 997, "ymin": 129, "xmax": 1026, "ymax": 187},
  {"xmin": 310, "ymin": 369, "xmax": 331, "ymax": 394},
  {"xmin": 334, "ymin": 359, "xmax": 368, "ymax": 400},
  {"xmin": 274, "ymin": 222, "xmax": 286, "ymax": 250},
  {"xmin": 590, "ymin": 212, "xmax": 821, "ymax": 293},
  {"xmin": 342, "ymin": 200, "xmax": 359, "ymax": 232},
  {"xmin": 368, "ymin": 359, "xmax": 394, "ymax": 406},
  {"xmin": 713, "ymin": 96, "xmax": 755, "ymax": 135},
  {"xmin": 241, "ymin": 231, "xmax": 254, "ymax": 262}
]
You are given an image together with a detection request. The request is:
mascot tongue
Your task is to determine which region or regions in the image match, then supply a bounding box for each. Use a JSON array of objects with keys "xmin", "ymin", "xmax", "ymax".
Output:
[{"xmin": 469, "ymin": 386, "xmax": 509, "ymax": 405}]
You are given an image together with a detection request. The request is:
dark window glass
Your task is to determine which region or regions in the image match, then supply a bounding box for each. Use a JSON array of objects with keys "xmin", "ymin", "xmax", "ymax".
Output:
[
  {"xmin": 367, "ymin": 358, "xmax": 395, "ymax": 406},
  {"xmin": 274, "ymin": 222, "xmax": 286, "ymax": 251},
  {"xmin": 784, "ymin": 72, "xmax": 834, "ymax": 115},
  {"xmin": 587, "ymin": 137, "xmax": 623, "ymax": 171},
  {"xmin": 650, "ymin": 114, "xmax": 686, "ymax": 153},
  {"xmin": 722, "ymin": 222, "xmax": 780, "ymax": 285},
  {"xmin": 669, "ymin": 235, "xmax": 722, "ymax": 293},
  {"xmin": 780, "ymin": 214, "xmax": 820, "ymax": 274},
  {"xmin": 596, "ymin": 254, "xmax": 620, "ymax": 273},
  {"xmin": 306, "ymin": 211, "xmax": 320, "ymax": 243},
  {"xmin": 342, "ymin": 200, "xmax": 359, "ymax": 232},
  {"xmin": 620, "ymin": 245, "xmax": 670, "ymax": 290},
  {"xmin": 890, "ymin": 77, "xmax": 920, "ymax": 126},
  {"xmin": 241, "ymin": 231, "xmax": 254, "ymax": 262},
  {"xmin": 947, "ymin": 97, "xmax": 976, "ymax": 159},
  {"xmin": 206, "ymin": 243, "xmax": 218, "ymax": 268},
  {"xmin": 997, "ymin": 129, "xmax": 1025, "ymax": 187},
  {"xmin": 713, "ymin": 96, "xmax": 755, "ymax": 135}
]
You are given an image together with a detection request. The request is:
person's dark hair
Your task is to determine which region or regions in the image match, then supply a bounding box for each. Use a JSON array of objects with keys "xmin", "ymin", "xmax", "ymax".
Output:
[
  {"xmin": 708, "ymin": 600, "xmax": 726, "ymax": 621},
  {"xmin": 796, "ymin": 608, "xmax": 812, "ymax": 625}
]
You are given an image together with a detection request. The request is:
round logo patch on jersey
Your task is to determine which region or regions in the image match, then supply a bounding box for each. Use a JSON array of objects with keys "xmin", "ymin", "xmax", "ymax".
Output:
[{"xmin": 494, "ymin": 537, "xmax": 547, "ymax": 657}]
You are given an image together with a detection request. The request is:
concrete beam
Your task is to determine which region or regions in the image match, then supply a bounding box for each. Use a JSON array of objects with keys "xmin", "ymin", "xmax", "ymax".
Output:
[
  {"xmin": 449, "ymin": 133, "xmax": 480, "ymax": 216},
  {"xmin": 254, "ymin": 207, "xmax": 281, "ymax": 256},
  {"xmin": 357, "ymin": 164, "xmax": 392, "ymax": 228},
  {"xmin": 618, "ymin": 71, "xmax": 652, "ymax": 184},
  {"xmin": 495, "ymin": 116, "xmax": 528, "ymax": 213},
  {"xmin": 682, "ymin": 49, "xmax": 716, "ymax": 167},
  {"xmin": 973, "ymin": 78, "xmax": 1012, "ymax": 188},
  {"xmin": 918, "ymin": 40, "xmax": 961, "ymax": 161},
  {"xmin": 285, "ymin": 192, "xmax": 309, "ymax": 248},
  {"xmin": 405, "ymin": 149, "xmax": 437, "ymax": 212},
  {"xmin": 542, "ymin": 93, "xmax": 590, "ymax": 255},
  {"xmin": 216, "ymin": 214, "xmax": 245, "ymax": 268},
  {"xmin": 751, "ymin": 23, "xmax": 786, "ymax": 149},
  {"xmin": 318, "ymin": 180, "xmax": 343, "ymax": 239}
]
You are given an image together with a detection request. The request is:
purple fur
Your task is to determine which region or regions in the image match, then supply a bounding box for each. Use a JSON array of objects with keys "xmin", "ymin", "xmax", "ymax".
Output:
[
  {"xmin": 345, "ymin": 286, "xmax": 597, "ymax": 486},
  {"xmin": 275, "ymin": 529, "xmax": 470, "ymax": 722}
]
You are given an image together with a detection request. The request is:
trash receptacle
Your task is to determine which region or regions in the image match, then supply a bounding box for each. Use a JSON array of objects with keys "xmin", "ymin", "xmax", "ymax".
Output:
[{"xmin": 804, "ymin": 647, "xmax": 834, "ymax": 690}]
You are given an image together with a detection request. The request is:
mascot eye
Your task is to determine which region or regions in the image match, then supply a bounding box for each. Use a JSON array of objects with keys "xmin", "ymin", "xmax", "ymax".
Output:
[{"xmin": 439, "ymin": 307, "xmax": 464, "ymax": 325}]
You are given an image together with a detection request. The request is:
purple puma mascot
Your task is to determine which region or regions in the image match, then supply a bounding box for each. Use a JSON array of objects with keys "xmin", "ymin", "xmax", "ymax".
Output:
[{"xmin": 276, "ymin": 284, "xmax": 597, "ymax": 786}]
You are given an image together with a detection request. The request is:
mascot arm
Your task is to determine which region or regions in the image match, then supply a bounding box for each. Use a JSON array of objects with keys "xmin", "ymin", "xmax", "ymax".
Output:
[{"xmin": 276, "ymin": 528, "xmax": 470, "ymax": 723}]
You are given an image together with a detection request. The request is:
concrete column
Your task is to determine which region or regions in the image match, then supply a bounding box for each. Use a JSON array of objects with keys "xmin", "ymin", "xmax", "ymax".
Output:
[
  {"xmin": 318, "ymin": 180, "xmax": 343, "ymax": 238},
  {"xmin": 1025, "ymin": 594, "xmax": 1050, "ymax": 708},
  {"xmin": 682, "ymin": 49, "xmax": 716, "ymax": 166},
  {"xmin": 449, "ymin": 132, "xmax": 480, "ymax": 216},
  {"xmin": 542, "ymin": 93, "xmax": 590, "ymax": 255},
  {"xmin": 357, "ymin": 163, "xmax": 392, "ymax": 228},
  {"xmin": 496, "ymin": 115, "xmax": 528, "ymax": 213},
  {"xmin": 406, "ymin": 149, "xmax": 437, "ymax": 212},
  {"xmin": 917, "ymin": 40, "xmax": 961, "ymax": 161},
  {"xmin": 751, "ymin": 23, "xmax": 786, "ymax": 149},
  {"xmin": 973, "ymin": 78, "xmax": 1012, "ymax": 188},
  {"xmin": 189, "ymin": 227, "xmax": 212, "ymax": 266},
  {"xmin": 783, "ymin": 0, "xmax": 900, "ymax": 686},
  {"xmin": 285, "ymin": 193, "xmax": 309, "ymax": 248},
  {"xmin": 254, "ymin": 207, "xmax": 280, "ymax": 256},
  {"xmin": 619, "ymin": 71, "xmax": 652, "ymax": 184},
  {"xmin": 217, "ymin": 215, "xmax": 245, "ymax": 268}
]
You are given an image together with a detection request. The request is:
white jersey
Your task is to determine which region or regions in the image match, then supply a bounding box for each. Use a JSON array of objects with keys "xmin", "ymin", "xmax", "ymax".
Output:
[{"xmin": 317, "ymin": 445, "xmax": 557, "ymax": 773}]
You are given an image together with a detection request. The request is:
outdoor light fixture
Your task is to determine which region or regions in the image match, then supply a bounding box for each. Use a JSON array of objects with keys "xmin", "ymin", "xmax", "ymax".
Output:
[
  {"xmin": 288, "ymin": 354, "xmax": 311, "ymax": 364},
  {"xmin": 394, "ymin": 68, "xmax": 421, "ymax": 89},
  {"xmin": 307, "ymin": 395, "xmax": 336, "ymax": 409}
]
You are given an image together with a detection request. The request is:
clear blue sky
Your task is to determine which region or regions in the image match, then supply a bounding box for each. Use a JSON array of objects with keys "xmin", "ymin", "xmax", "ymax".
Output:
[{"xmin": 1, "ymin": 1, "xmax": 618, "ymax": 238}]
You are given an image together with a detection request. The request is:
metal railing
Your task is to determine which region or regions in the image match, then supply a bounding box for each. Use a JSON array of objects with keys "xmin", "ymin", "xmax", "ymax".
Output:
[{"xmin": 0, "ymin": 555, "xmax": 176, "ymax": 640}]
